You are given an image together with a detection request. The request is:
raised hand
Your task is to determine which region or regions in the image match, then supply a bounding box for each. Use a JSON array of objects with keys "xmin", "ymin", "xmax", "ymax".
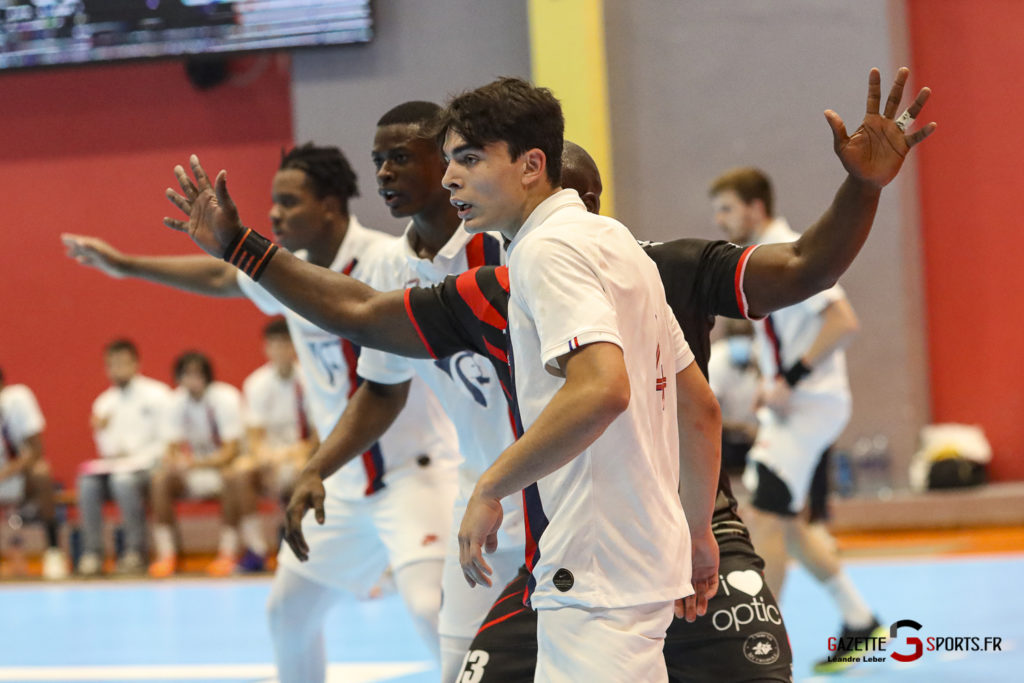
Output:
[
  {"xmin": 163, "ymin": 155, "xmax": 245, "ymax": 257},
  {"xmin": 62, "ymin": 234, "xmax": 128, "ymax": 279},
  {"xmin": 283, "ymin": 469, "xmax": 328, "ymax": 562},
  {"xmin": 824, "ymin": 67, "xmax": 936, "ymax": 188}
]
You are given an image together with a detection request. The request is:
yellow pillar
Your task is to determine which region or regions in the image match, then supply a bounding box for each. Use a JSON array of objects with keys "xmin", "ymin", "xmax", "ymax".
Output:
[{"xmin": 528, "ymin": 0, "xmax": 616, "ymax": 216}]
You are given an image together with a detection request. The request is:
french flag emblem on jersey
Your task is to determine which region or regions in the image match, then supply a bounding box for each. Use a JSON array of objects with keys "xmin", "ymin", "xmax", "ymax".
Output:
[{"xmin": 567, "ymin": 336, "xmax": 582, "ymax": 353}]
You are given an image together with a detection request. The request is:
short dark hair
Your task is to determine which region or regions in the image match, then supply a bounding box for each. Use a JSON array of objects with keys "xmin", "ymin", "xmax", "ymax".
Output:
[
  {"xmin": 105, "ymin": 338, "xmax": 139, "ymax": 359},
  {"xmin": 437, "ymin": 77, "xmax": 564, "ymax": 185},
  {"xmin": 709, "ymin": 167, "xmax": 774, "ymax": 217},
  {"xmin": 263, "ymin": 318, "xmax": 290, "ymax": 340},
  {"xmin": 377, "ymin": 101, "xmax": 442, "ymax": 130},
  {"xmin": 280, "ymin": 143, "xmax": 360, "ymax": 211},
  {"xmin": 173, "ymin": 351, "xmax": 214, "ymax": 384}
]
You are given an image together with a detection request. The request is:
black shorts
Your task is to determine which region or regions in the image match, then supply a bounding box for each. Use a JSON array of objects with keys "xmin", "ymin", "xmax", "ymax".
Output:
[{"xmin": 460, "ymin": 553, "xmax": 792, "ymax": 682}]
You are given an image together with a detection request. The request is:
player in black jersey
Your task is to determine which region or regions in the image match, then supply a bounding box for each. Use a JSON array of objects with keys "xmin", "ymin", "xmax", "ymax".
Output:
[{"xmin": 163, "ymin": 67, "xmax": 934, "ymax": 680}]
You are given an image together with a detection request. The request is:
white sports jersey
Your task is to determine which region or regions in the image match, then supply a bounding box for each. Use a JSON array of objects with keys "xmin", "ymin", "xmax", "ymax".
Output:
[
  {"xmin": 166, "ymin": 382, "xmax": 244, "ymax": 461},
  {"xmin": 750, "ymin": 218, "xmax": 851, "ymax": 400},
  {"xmin": 707, "ymin": 338, "xmax": 759, "ymax": 429},
  {"xmin": 0, "ymin": 384, "xmax": 45, "ymax": 464},
  {"xmin": 237, "ymin": 216, "xmax": 457, "ymax": 499},
  {"xmin": 355, "ymin": 223, "xmax": 524, "ymax": 548},
  {"xmin": 507, "ymin": 189, "xmax": 695, "ymax": 610},
  {"xmin": 92, "ymin": 375, "xmax": 173, "ymax": 467},
  {"xmin": 242, "ymin": 363, "xmax": 312, "ymax": 449}
]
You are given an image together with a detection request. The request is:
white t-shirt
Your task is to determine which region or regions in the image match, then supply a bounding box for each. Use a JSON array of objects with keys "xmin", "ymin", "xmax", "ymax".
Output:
[
  {"xmin": 237, "ymin": 216, "xmax": 458, "ymax": 499},
  {"xmin": 166, "ymin": 382, "xmax": 245, "ymax": 462},
  {"xmin": 242, "ymin": 363, "xmax": 313, "ymax": 449},
  {"xmin": 0, "ymin": 384, "xmax": 45, "ymax": 464},
  {"xmin": 751, "ymin": 218, "xmax": 851, "ymax": 400},
  {"xmin": 356, "ymin": 224, "xmax": 523, "ymax": 549},
  {"xmin": 507, "ymin": 189, "xmax": 695, "ymax": 610},
  {"xmin": 92, "ymin": 375, "xmax": 173, "ymax": 468},
  {"xmin": 707, "ymin": 338, "xmax": 759, "ymax": 429}
]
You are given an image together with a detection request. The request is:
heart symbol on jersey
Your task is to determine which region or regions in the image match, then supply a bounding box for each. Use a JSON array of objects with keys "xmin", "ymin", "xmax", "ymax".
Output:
[{"xmin": 726, "ymin": 570, "xmax": 764, "ymax": 596}]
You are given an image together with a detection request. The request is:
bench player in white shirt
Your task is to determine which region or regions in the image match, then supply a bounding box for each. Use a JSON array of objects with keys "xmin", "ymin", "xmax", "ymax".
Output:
[
  {"xmin": 63, "ymin": 144, "xmax": 458, "ymax": 683},
  {"xmin": 150, "ymin": 351, "xmax": 246, "ymax": 577},
  {"xmin": 710, "ymin": 166, "xmax": 881, "ymax": 673},
  {"xmin": 439, "ymin": 78, "xmax": 722, "ymax": 682},
  {"xmin": 79, "ymin": 338, "xmax": 172, "ymax": 576},
  {"xmin": 0, "ymin": 367, "xmax": 67, "ymax": 579}
]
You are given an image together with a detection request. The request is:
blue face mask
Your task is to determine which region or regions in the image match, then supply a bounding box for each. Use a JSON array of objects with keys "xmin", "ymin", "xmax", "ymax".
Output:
[{"xmin": 727, "ymin": 336, "xmax": 752, "ymax": 366}]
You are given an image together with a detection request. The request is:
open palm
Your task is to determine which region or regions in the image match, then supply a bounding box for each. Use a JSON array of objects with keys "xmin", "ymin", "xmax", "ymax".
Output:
[{"xmin": 163, "ymin": 155, "xmax": 245, "ymax": 257}]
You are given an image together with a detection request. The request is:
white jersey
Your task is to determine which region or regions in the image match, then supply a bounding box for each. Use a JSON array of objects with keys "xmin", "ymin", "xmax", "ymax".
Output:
[
  {"xmin": 0, "ymin": 384, "xmax": 45, "ymax": 464},
  {"xmin": 707, "ymin": 338, "xmax": 759, "ymax": 429},
  {"xmin": 242, "ymin": 363, "xmax": 313, "ymax": 448},
  {"xmin": 237, "ymin": 216, "xmax": 457, "ymax": 499},
  {"xmin": 355, "ymin": 223, "xmax": 524, "ymax": 549},
  {"xmin": 506, "ymin": 189, "xmax": 695, "ymax": 610},
  {"xmin": 92, "ymin": 375, "xmax": 173, "ymax": 467},
  {"xmin": 166, "ymin": 382, "xmax": 245, "ymax": 461},
  {"xmin": 750, "ymin": 218, "xmax": 851, "ymax": 400}
]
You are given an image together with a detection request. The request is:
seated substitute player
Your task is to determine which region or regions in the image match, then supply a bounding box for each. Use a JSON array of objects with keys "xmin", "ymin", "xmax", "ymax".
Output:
[
  {"xmin": 160, "ymin": 67, "xmax": 933, "ymax": 681},
  {"xmin": 710, "ymin": 165, "xmax": 880, "ymax": 673},
  {"xmin": 150, "ymin": 351, "xmax": 246, "ymax": 577},
  {"xmin": 78, "ymin": 339, "xmax": 172, "ymax": 576},
  {"xmin": 63, "ymin": 143, "xmax": 458, "ymax": 683},
  {"xmin": 0, "ymin": 367, "xmax": 67, "ymax": 579}
]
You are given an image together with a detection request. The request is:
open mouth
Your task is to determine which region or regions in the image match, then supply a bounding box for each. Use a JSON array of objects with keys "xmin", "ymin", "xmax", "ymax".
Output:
[
  {"xmin": 379, "ymin": 189, "xmax": 401, "ymax": 206},
  {"xmin": 451, "ymin": 198, "xmax": 473, "ymax": 219}
]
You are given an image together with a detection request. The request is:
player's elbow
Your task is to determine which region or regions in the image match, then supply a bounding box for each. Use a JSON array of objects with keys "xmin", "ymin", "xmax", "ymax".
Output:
[{"xmin": 586, "ymin": 378, "xmax": 631, "ymax": 425}]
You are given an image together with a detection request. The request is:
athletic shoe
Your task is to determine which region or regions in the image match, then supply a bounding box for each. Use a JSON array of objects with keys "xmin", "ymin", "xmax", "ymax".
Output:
[
  {"xmin": 148, "ymin": 557, "xmax": 177, "ymax": 578},
  {"xmin": 813, "ymin": 617, "xmax": 887, "ymax": 674},
  {"xmin": 116, "ymin": 551, "xmax": 147, "ymax": 575},
  {"xmin": 41, "ymin": 548, "xmax": 69, "ymax": 580},
  {"xmin": 236, "ymin": 549, "xmax": 266, "ymax": 573},
  {"xmin": 77, "ymin": 552, "xmax": 103, "ymax": 577},
  {"xmin": 206, "ymin": 555, "xmax": 236, "ymax": 577}
]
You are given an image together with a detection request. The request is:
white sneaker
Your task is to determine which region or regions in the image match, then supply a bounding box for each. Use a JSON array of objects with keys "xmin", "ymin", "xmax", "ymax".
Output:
[
  {"xmin": 77, "ymin": 552, "xmax": 103, "ymax": 577},
  {"xmin": 42, "ymin": 548, "xmax": 69, "ymax": 580}
]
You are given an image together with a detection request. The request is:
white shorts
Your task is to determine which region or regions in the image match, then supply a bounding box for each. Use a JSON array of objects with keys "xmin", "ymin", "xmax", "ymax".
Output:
[
  {"xmin": 183, "ymin": 467, "xmax": 224, "ymax": 499},
  {"xmin": 0, "ymin": 473, "xmax": 26, "ymax": 505},
  {"xmin": 745, "ymin": 392, "xmax": 851, "ymax": 513},
  {"xmin": 535, "ymin": 600, "xmax": 675, "ymax": 682},
  {"xmin": 276, "ymin": 462, "xmax": 457, "ymax": 597},
  {"xmin": 439, "ymin": 519, "xmax": 524, "ymax": 639}
]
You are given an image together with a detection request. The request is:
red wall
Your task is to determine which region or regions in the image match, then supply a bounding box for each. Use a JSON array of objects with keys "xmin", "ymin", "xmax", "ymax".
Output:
[
  {"xmin": 908, "ymin": 0, "xmax": 1024, "ymax": 479},
  {"xmin": 0, "ymin": 57, "xmax": 294, "ymax": 485}
]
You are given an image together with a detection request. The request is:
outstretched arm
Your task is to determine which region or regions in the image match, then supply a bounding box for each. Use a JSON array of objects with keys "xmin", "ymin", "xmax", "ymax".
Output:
[
  {"xmin": 62, "ymin": 234, "xmax": 242, "ymax": 297},
  {"xmin": 162, "ymin": 157, "xmax": 430, "ymax": 358},
  {"xmin": 744, "ymin": 67, "xmax": 936, "ymax": 318}
]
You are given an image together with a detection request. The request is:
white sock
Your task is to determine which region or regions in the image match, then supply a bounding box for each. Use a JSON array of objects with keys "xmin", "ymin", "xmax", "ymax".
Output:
[
  {"xmin": 824, "ymin": 571, "xmax": 875, "ymax": 629},
  {"xmin": 154, "ymin": 524, "xmax": 176, "ymax": 561},
  {"xmin": 240, "ymin": 515, "xmax": 268, "ymax": 556},
  {"xmin": 218, "ymin": 527, "xmax": 239, "ymax": 558}
]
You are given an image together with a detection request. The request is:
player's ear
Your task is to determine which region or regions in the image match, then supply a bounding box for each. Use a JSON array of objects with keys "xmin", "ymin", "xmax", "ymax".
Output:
[
  {"xmin": 581, "ymin": 191, "xmax": 600, "ymax": 215},
  {"xmin": 521, "ymin": 149, "xmax": 547, "ymax": 186}
]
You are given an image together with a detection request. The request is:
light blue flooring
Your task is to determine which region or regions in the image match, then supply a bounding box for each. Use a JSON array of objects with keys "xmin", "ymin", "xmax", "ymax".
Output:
[{"xmin": 0, "ymin": 553, "xmax": 1020, "ymax": 682}]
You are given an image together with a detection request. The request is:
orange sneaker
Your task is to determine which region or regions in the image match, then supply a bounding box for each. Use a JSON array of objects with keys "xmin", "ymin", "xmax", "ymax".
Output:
[
  {"xmin": 148, "ymin": 557, "xmax": 176, "ymax": 578},
  {"xmin": 206, "ymin": 555, "xmax": 237, "ymax": 577}
]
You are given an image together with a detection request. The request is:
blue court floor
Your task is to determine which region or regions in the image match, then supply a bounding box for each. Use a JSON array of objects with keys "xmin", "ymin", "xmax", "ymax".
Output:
[{"xmin": 0, "ymin": 553, "xmax": 1021, "ymax": 682}]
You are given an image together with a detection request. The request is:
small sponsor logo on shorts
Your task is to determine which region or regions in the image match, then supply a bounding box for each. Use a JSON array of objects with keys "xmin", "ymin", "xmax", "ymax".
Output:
[
  {"xmin": 421, "ymin": 534, "xmax": 439, "ymax": 546},
  {"xmin": 553, "ymin": 568, "xmax": 574, "ymax": 592},
  {"xmin": 744, "ymin": 631, "xmax": 781, "ymax": 665}
]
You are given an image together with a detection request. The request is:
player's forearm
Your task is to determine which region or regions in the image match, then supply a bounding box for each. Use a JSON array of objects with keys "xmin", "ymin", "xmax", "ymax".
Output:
[
  {"xmin": 119, "ymin": 253, "xmax": 243, "ymax": 297},
  {"xmin": 306, "ymin": 380, "xmax": 410, "ymax": 481},
  {"xmin": 207, "ymin": 441, "xmax": 240, "ymax": 469},
  {"xmin": 247, "ymin": 250, "xmax": 431, "ymax": 358},
  {"xmin": 745, "ymin": 175, "xmax": 880, "ymax": 317},
  {"xmin": 799, "ymin": 299, "xmax": 860, "ymax": 367},
  {"xmin": 476, "ymin": 375, "xmax": 627, "ymax": 500},
  {"xmin": 676, "ymin": 366, "xmax": 722, "ymax": 533}
]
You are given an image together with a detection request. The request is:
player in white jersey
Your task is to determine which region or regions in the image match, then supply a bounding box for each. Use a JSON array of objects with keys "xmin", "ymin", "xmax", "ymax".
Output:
[
  {"xmin": 149, "ymin": 351, "xmax": 246, "ymax": 577},
  {"xmin": 63, "ymin": 143, "xmax": 458, "ymax": 683},
  {"xmin": 79, "ymin": 339, "xmax": 172, "ymax": 576},
  {"xmin": 439, "ymin": 78, "xmax": 722, "ymax": 681},
  {"xmin": 707, "ymin": 320, "xmax": 760, "ymax": 476},
  {"xmin": 280, "ymin": 101, "xmax": 522, "ymax": 682},
  {"xmin": 0, "ymin": 367, "xmax": 68, "ymax": 579},
  {"xmin": 711, "ymin": 166, "xmax": 881, "ymax": 673}
]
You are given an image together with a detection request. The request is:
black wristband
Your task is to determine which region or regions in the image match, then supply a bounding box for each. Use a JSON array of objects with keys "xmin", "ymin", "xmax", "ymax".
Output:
[
  {"xmin": 782, "ymin": 360, "xmax": 812, "ymax": 387},
  {"xmin": 223, "ymin": 227, "xmax": 278, "ymax": 281}
]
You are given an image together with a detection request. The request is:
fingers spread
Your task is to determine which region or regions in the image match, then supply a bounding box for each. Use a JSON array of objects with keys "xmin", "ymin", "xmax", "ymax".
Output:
[
  {"xmin": 905, "ymin": 86, "xmax": 931, "ymax": 120},
  {"xmin": 883, "ymin": 66, "xmax": 910, "ymax": 118},
  {"xmin": 173, "ymin": 165, "xmax": 198, "ymax": 199},
  {"xmin": 166, "ymin": 188, "xmax": 192, "ymax": 215},
  {"xmin": 866, "ymin": 67, "xmax": 882, "ymax": 115},
  {"xmin": 907, "ymin": 121, "xmax": 938, "ymax": 148},
  {"xmin": 163, "ymin": 218, "xmax": 188, "ymax": 232},
  {"xmin": 824, "ymin": 110, "xmax": 848, "ymax": 151},
  {"xmin": 190, "ymin": 155, "xmax": 212, "ymax": 191}
]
